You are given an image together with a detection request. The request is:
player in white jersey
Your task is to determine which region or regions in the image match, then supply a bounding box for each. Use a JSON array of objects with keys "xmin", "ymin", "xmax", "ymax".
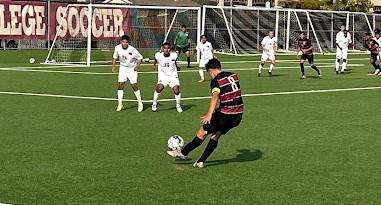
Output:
[
  {"xmin": 335, "ymin": 24, "xmax": 352, "ymax": 72},
  {"xmin": 151, "ymin": 42, "xmax": 183, "ymax": 113},
  {"xmin": 112, "ymin": 35, "xmax": 144, "ymax": 112},
  {"xmin": 335, "ymin": 30, "xmax": 351, "ymax": 74},
  {"xmin": 258, "ymin": 30, "xmax": 277, "ymax": 77},
  {"xmin": 373, "ymin": 29, "xmax": 381, "ymax": 61},
  {"xmin": 194, "ymin": 34, "xmax": 215, "ymax": 83}
]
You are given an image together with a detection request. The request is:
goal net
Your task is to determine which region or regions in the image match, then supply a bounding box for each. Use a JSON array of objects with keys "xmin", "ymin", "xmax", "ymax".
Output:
[
  {"xmin": 44, "ymin": 4, "xmax": 201, "ymax": 66},
  {"xmin": 203, "ymin": 6, "xmax": 377, "ymax": 55}
]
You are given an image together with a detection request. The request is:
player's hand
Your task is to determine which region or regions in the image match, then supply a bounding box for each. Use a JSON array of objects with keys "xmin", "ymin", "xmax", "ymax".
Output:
[
  {"xmin": 134, "ymin": 66, "xmax": 138, "ymax": 71},
  {"xmin": 111, "ymin": 67, "xmax": 115, "ymax": 73},
  {"xmin": 200, "ymin": 114, "xmax": 212, "ymax": 124},
  {"xmin": 152, "ymin": 64, "xmax": 156, "ymax": 70},
  {"xmin": 296, "ymin": 54, "xmax": 299, "ymax": 58}
]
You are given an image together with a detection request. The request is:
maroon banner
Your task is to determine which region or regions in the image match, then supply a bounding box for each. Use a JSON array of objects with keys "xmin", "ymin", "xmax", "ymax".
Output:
[
  {"xmin": 50, "ymin": 3, "xmax": 130, "ymax": 40},
  {"xmin": 0, "ymin": 1, "xmax": 47, "ymax": 39}
]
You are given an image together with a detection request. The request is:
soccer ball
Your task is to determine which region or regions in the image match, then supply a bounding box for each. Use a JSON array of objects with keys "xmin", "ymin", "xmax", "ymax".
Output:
[
  {"xmin": 29, "ymin": 58, "xmax": 35, "ymax": 64},
  {"xmin": 167, "ymin": 135, "xmax": 184, "ymax": 150}
]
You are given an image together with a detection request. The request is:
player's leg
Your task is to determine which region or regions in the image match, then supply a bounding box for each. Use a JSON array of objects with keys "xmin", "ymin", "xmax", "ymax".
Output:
[
  {"xmin": 185, "ymin": 48, "xmax": 191, "ymax": 68},
  {"xmin": 372, "ymin": 55, "xmax": 381, "ymax": 75},
  {"xmin": 175, "ymin": 46, "xmax": 181, "ymax": 71},
  {"xmin": 308, "ymin": 55, "xmax": 321, "ymax": 77},
  {"xmin": 300, "ymin": 55, "xmax": 306, "ymax": 79},
  {"xmin": 152, "ymin": 83, "xmax": 164, "ymax": 112},
  {"xmin": 258, "ymin": 53, "xmax": 268, "ymax": 77},
  {"xmin": 172, "ymin": 83, "xmax": 182, "ymax": 113},
  {"xmin": 193, "ymin": 131, "xmax": 221, "ymax": 168},
  {"xmin": 269, "ymin": 54, "xmax": 276, "ymax": 76},
  {"xmin": 128, "ymin": 71, "xmax": 143, "ymax": 112},
  {"xmin": 336, "ymin": 49, "xmax": 341, "ymax": 74},
  {"xmin": 198, "ymin": 59, "xmax": 206, "ymax": 82},
  {"xmin": 341, "ymin": 50, "xmax": 348, "ymax": 73},
  {"xmin": 116, "ymin": 67, "xmax": 128, "ymax": 111},
  {"xmin": 167, "ymin": 127, "xmax": 208, "ymax": 159}
]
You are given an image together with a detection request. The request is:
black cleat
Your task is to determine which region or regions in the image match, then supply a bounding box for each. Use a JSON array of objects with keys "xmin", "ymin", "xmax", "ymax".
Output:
[
  {"xmin": 336, "ymin": 71, "xmax": 339, "ymax": 75},
  {"xmin": 177, "ymin": 66, "xmax": 181, "ymax": 71},
  {"xmin": 268, "ymin": 72, "xmax": 273, "ymax": 77},
  {"xmin": 257, "ymin": 73, "xmax": 261, "ymax": 77}
]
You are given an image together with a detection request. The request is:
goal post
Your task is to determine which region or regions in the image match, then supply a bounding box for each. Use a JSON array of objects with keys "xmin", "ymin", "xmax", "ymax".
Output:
[
  {"xmin": 202, "ymin": 5, "xmax": 376, "ymax": 56},
  {"xmin": 44, "ymin": 4, "xmax": 202, "ymax": 66}
]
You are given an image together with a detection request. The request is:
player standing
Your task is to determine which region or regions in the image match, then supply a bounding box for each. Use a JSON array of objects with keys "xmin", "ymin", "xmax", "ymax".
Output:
[
  {"xmin": 297, "ymin": 31, "xmax": 321, "ymax": 79},
  {"xmin": 167, "ymin": 58, "xmax": 244, "ymax": 168},
  {"xmin": 258, "ymin": 30, "xmax": 277, "ymax": 77},
  {"xmin": 335, "ymin": 30, "xmax": 351, "ymax": 74},
  {"xmin": 335, "ymin": 24, "xmax": 351, "ymax": 72},
  {"xmin": 151, "ymin": 43, "xmax": 183, "ymax": 113},
  {"xmin": 363, "ymin": 32, "xmax": 381, "ymax": 75},
  {"xmin": 194, "ymin": 34, "xmax": 214, "ymax": 83},
  {"xmin": 174, "ymin": 25, "xmax": 191, "ymax": 69},
  {"xmin": 112, "ymin": 35, "xmax": 144, "ymax": 112}
]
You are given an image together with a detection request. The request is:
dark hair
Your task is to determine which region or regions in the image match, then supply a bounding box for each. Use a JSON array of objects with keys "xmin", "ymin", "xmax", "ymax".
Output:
[
  {"xmin": 365, "ymin": 32, "xmax": 371, "ymax": 36},
  {"xmin": 162, "ymin": 42, "xmax": 171, "ymax": 47},
  {"xmin": 374, "ymin": 29, "xmax": 380, "ymax": 33},
  {"xmin": 201, "ymin": 34, "xmax": 207, "ymax": 38},
  {"xmin": 181, "ymin": 25, "xmax": 186, "ymax": 28},
  {"xmin": 121, "ymin": 35, "xmax": 130, "ymax": 41},
  {"xmin": 205, "ymin": 58, "xmax": 221, "ymax": 70}
]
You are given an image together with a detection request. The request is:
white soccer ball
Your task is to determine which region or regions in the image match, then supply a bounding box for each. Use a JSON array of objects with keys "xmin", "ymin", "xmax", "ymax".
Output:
[
  {"xmin": 29, "ymin": 58, "xmax": 35, "ymax": 64},
  {"xmin": 167, "ymin": 135, "xmax": 184, "ymax": 150}
]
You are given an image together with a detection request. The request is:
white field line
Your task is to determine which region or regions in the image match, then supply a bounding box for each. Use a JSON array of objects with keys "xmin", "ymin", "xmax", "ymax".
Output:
[
  {"xmin": 1, "ymin": 86, "xmax": 380, "ymax": 103},
  {"xmin": 0, "ymin": 64, "xmax": 365, "ymax": 75}
]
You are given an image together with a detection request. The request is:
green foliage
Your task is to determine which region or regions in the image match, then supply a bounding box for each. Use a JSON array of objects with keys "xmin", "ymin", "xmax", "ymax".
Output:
[
  {"xmin": 192, "ymin": 0, "xmax": 212, "ymax": 5},
  {"xmin": 285, "ymin": 0, "xmax": 373, "ymax": 12}
]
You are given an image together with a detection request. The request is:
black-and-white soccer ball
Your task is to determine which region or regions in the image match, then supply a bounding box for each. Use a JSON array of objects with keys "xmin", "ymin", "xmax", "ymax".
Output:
[{"xmin": 167, "ymin": 135, "xmax": 184, "ymax": 150}]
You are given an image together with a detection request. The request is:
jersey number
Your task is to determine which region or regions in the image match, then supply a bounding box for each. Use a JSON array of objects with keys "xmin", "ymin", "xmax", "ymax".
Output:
[
  {"xmin": 164, "ymin": 63, "xmax": 170, "ymax": 67},
  {"xmin": 227, "ymin": 76, "xmax": 239, "ymax": 91}
]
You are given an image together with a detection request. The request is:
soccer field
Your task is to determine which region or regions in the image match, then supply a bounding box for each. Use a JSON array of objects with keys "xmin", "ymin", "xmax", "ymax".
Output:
[{"xmin": 0, "ymin": 50, "xmax": 380, "ymax": 204}]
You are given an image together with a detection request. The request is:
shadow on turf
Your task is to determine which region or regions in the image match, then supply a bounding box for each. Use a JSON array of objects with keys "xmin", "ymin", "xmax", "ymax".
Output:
[
  {"xmin": 173, "ymin": 149, "xmax": 262, "ymax": 166},
  {"xmin": 159, "ymin": 104, "xmax": 196, "ymax": 112}
]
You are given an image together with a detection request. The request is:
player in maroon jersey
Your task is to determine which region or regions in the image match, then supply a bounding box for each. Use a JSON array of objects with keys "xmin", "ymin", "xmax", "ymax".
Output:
[
  {"xmin": 167, "ymin": 58, "xmax": 244, "ymax": 168},
  {"xmin": 297, "ymin": 31, "xmax": 321, "ymax": 79},
  {"xmin": 363, "ymin": 32, "xmax": 381, "ymax": 75}
]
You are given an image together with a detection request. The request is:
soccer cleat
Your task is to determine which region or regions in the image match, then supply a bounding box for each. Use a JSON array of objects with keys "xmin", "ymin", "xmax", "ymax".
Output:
[
  {"xmin": 374, "ymin": 69, "xmax": 380, "ymax": 75},
  {"xmin": 152, "ymin": 103, "xmax": 157, "ymax": 112},
  {"xmin": 176, "ymin": 66, "xmax": 181, "ymax": 71},
  {"xmin": 176, "ymin": 105, "xmax": 183, "ymax": 113},
  {"xmin": 257, "ymin": 73, "xmax": 261, "ymax": 77},
  {"xmin": 116, "ymin": 104, "xmax": 124, "ymax": 111},
  {"xmin": 378, "ymin": 72, "xmax": 381, "ymax": 76},
  {"xmin": 340, "ymin": 71, "xmax": 344, "ymax": 75},
  {"xmin": 300, "ymin": 75, "xmax": 306, "ymax": 79},
  {"xmin": 268, "ymin": 72, "xmax": 273, "ymax": 77},
  {"xmin": 336, "ymin": 71, "xmax": 339, "ymax": 75},
  {"xmin": 167, "ymin": 150, "xmax": 187, "ymax": 159},
  {"xmin": 193, "ymin": 161, "xmax": 205, "ymax": 168},
  {"xmin": 187, "ymin": 65, "xmax": 191, "ymax": 68},
  {"xmin": 137, "ymin": 102, "xmax": 143, "ymax": 112},
  {"xmin": 198, "ymin": 79, "xmax": 205, "ymax": 83}
]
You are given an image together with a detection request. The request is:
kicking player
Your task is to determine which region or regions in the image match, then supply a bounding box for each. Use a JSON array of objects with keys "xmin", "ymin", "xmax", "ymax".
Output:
[
  {"xmin": 335, "ymin": 30, "xmax": 351, "ymax": 74},
  {"xmin": 194, "ymin": 34, "xmax": 214, "ymax": 83},
  {"xmin": 174, "ymin": 25, "xmax": 191, "ymax": 69},
  {"xmin": 363, "ymin": 32, "xmax": 381, "ymax": 75},
  {"xmin": 112, "ymin": 35, "xmax": 144, "ymax": 112},
  {"xmin": 296, "ymin": 31, "xmax": 321, "ymax": 79},
  {"xmin": 152, "ymin": 42, "xmax": 183, "ymax": 113},
  {"xmin": 258, "ymin": 30, "xmax": 277, "ymax": 77},
  {"xmin": 167, "ymin": 58, "xmax": 244, "ymax": 168}
]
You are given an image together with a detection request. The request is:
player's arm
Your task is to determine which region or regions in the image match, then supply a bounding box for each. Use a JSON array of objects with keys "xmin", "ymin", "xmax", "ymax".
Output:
[
  {"xmin": 152, "ymin": 59, "xmax": 157, "ymax": 70},
  {"xmin": 296, "ymin": 46, "xmax": 300, "ymax": 58},
  {"xmin": 111, "ymin": 51, "xmax": 118, "ymax": 73},
  {"xmin": 173, "ymin": 33, "xmax": 178, "ymax": 49},
  {"xmin": 133, "ymin": 49, "xmax": 143, "ymax": 71},
  {"xmin": 274, "ymin": 42, "xmax": 277, "ymax": 54},
  {"xmin": 201, "ymin": 91, "xmax": 219, "ymax": 124},
  {"xmin": 336, "ymin": 42, "xmax": 342, "ymax": 50}
]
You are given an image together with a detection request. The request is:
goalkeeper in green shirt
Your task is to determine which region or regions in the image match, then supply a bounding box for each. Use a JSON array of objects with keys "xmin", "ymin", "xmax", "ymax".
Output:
[{"xmin": 174, "ymin": 25, "xmax": 191, "ymax": 69}]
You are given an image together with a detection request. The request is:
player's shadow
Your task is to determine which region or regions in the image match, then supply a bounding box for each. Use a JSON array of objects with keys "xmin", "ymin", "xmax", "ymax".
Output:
[
  {"xmin": 160, "ymin": 104, "xmax": 197, "ymax": 112},
  {"xmin": 206, "ymin": 149, "xmax": 262, "ymax": 167}
]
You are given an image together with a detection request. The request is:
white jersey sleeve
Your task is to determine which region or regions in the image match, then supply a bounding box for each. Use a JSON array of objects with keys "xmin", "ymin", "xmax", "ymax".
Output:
[
  {"xmin": 113, "ymin": 45, "xmax": 119, "ymax": 59},
  {"xmin": 131, "ymin": 47, "xmax": 143, "ymax": 60}
]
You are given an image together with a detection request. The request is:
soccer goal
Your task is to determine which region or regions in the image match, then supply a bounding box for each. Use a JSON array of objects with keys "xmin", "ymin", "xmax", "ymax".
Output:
[
  {"xmin": 44, "ymin": 4, "xmax": 202, "ymax": 66},
  {"xmin": 203, "ymin": 5, "xmax": 380, "ymax": 55}
]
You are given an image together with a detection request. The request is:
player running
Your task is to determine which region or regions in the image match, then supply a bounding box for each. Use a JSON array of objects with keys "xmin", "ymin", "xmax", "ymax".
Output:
[
  {"xmin": 363, "ymin": 32, "xmax": 381, "ymax": 75},
  {"xmin": 174, "ymin": 25, "xmax": 191, "ymax": 69},
  {"xmin": 151, "ymin": 42, "xmax": 183, "ymax": 113},
  {"xmin": 297, "ymin": 31, "xmax": 321, "ymax": 79},
  {"xmin": 335, "ymin": 30, "xmax": 351, "ymax": 74},
  {"xmin": 112, "ymin": 35, "xmax": 144, "ymax": 112},
  {"xmin": 258, "ymin": 30, "xmax": 277, "ymax": 77},
  {"xmin": 167, "ymin": 58, "xmax": 244, "ymax": 168},
  {"xmin": 194, "ymin": 34, "xmax": 215, "ymax": 83}
]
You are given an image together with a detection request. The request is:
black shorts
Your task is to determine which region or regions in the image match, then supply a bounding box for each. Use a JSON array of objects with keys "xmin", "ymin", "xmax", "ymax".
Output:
[
  {"xmin": 203, "ymin": 111, "xmax": 242, "ymax": 135},
  {"xmin": 301, "ymin": 54, "xmax": 314, "ymax": 64},
  {"xmin": 370, "ymin": 53, "xmax": 378, "ymax": 61},
  {"xmin": 175, "ymin": 45, "xmax": 190, "ymax": 54}
]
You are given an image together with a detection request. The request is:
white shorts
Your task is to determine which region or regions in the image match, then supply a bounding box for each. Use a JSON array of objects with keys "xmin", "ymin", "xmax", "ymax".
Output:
[
  {"xmin": 118, "ymin": 66, "xmax": 138, "ymax": 84},
  {"xmin": 158, "ymin": 76, "xmax": 180, "ymax": 88},
  {"xmin": 261, "ymin": 52, "xmax": 275, "ymax": 61},
  {"xmin": 199, "ymin": 58, "xmax": 212, "ymax": 68},
  {"xmin": 336, "ymin": 48, "xmax": 348, "ymax": 59}
]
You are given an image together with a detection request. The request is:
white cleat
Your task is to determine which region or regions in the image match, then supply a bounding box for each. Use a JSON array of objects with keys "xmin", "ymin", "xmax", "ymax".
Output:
[
  {"xmin": 193, "ymin": 161, "xmax": 205, "ymax": 168},
  {"xmin": 152, "ymin": 104, "xmax": 157, "ymax": 112},
  {"xmin": 374, "ymin": 69, "xmax": 380, "ymax": 75},
  {"xmin": 116, "ymin": 104, "xmax": 124, "ymax": 111},
  {"xmin": 176, "ymin": 105, "xmax": 183, "ymax": 113},
  {"xmin": 167, "ymin": 150, "xmax": 187, "ymax": 159}
]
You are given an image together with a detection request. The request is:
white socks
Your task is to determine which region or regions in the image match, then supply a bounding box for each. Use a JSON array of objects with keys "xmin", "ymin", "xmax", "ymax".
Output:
[
  {"xmin": 335, "ymin": 60, "xmax": 340, "ymax": 71},
  {"xmin": 117, "ymin": 90, "xmax": 124, "ymax": 105},
  {"xmin": 134, "ymin": 90, "xmax": 142, "ymax": 104},
  {"xmin": 269, "ymin": 64, "xmax": 274, "ymax": 72},
  {"xmin": 342, "ymin": 61, "xmax": 347, "ymax": 72},
  {"xmin": 258, "ymin": 64, "xmax": 263, "ymax": 73},
  {"xmin": 199, "ymin": 68, "xmax": 204, "ymax": 80},
  {"xmin": 153, "ymin": 91, "xmax": 160, "ymax": 105},
  {"xmin": 175, "ymin": 93, "xmax": 181, "ymax": 107}
]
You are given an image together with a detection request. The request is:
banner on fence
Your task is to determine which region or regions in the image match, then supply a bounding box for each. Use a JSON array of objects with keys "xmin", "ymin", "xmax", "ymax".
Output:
[{"xmin": 0, "ymin": 1, "xmax": 130, "ymax": 40}]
